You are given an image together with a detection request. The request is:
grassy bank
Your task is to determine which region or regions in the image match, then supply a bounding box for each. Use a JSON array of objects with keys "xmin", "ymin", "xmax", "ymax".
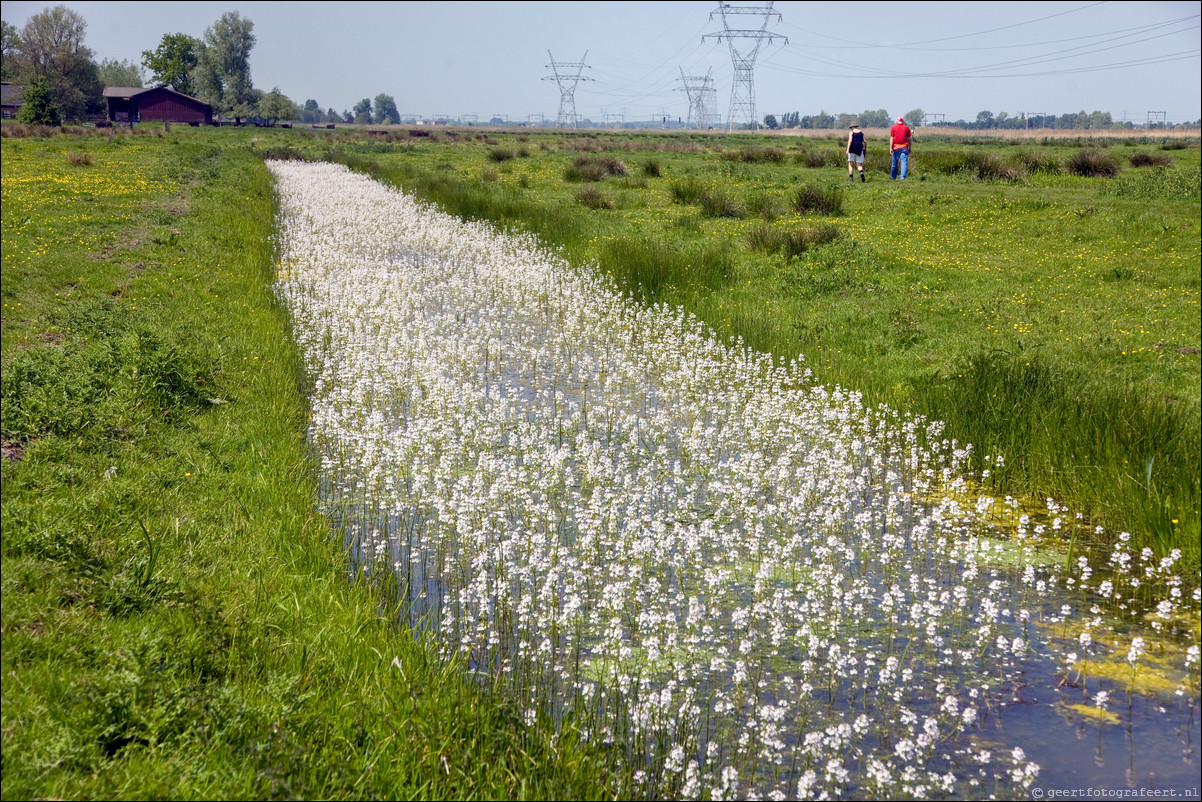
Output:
[
  {"xmin": 251, "ymin": 125, "xmax": 1200, "ymax": 572},
  {"xmin": 1, "ymin": 126, "xmax": 616, "ymax": 799}
]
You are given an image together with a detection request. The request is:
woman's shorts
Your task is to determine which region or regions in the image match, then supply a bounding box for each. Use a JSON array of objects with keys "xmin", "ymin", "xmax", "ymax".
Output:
[{"xmin": 847, "ymin": 152, "xmax": 864, "ymax": 164}]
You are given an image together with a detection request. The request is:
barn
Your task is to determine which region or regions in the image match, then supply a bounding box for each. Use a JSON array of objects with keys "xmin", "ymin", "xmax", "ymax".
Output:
[
  {"xmin": 104, "ymin": 86, "xmax": 212, "ymax": 125},
  {"xmin": 1, "ymin": 82, "xmax": 24, "ymax": 119}
]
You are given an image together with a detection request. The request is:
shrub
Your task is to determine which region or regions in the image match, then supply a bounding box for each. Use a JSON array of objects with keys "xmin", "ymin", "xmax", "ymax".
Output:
[
  {"xmin": 746, "ymin": 222, "xmax": 840, "ymax": 258},
  {"xmin": 669, "ymin": 177, "xmax": 706, "ymax": 204},
  {"xmin": 564, "ymin": 154, "xmax": 627, "ymax": 182},
  {"xmin": 261, "ymin": 145, "xmax": 305, "ymax": 161},
  {"xmin": 726, "ymin": 146, "xmax": 785, "ymax": 164},
  {"xmin": 1014, "ymin": 150, "xmax": 1062, "ymax": 174},
  {"xmin": 1111, "ymin": 166, "xmax": 1201, "ymax": 200},
  {"xmin": 642, "ymin": 159, "xmax": 662, "ymax": 178},
  {"xmin": 66, "ymin": 151, "xmax": 92, "ymax": 166},
  {"xmin": 16, "ymin": 79, "xmax": 60, "ymax": 126},
  {"xmin": 747, "ymin": 194, "xmax": 784, "ymax": 220},
  {"xmin": 575, "ymin": 185, "xmax": 613, "ymax": 209},
  {"xmin": 963, "ymin": 152, "xmax": 1022, "ymax": 181},
  {"xmin": 1067, "ymin": 149, "xmax": 1121, "ymax": 177},
  {"xmin": 1129, "ymin": 151, "xmax": 1174, "ymax": 168},
  {"xmin": 799, "ymin": 149, "xmax": 843, "ymax": 169},
  {"xmin": 698, "ymin": 188, "xmax": 744, "ymax": 218},
  {"xmin": 488, "ymin": 147, "xmax": 516, "ymax": 162},
  {"xmin": 792, "ymin": 183, "xmax": 844, "ymax": 216}
]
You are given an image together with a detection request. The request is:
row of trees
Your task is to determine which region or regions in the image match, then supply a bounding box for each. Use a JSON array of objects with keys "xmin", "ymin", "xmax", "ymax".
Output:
[
  {"xmin": 765, "ymin": 108, "xmax": 1193, "ymax": 130},
  {"xmin": 2, "ymin": 5, "xmax": 400, "ymax": 128},
  {"xmin": 764, "ymin": 109, "xmax": 926, "ymax": 130}
]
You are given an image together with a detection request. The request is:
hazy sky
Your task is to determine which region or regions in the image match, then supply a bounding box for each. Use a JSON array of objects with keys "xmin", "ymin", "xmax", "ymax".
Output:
[{"xmin": 3, "ymin": 1, "xmax": 1199, "ymax": 124}]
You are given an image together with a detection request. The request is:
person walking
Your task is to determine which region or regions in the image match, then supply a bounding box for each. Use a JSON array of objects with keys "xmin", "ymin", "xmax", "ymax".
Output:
[
  {"xmin": 846, "ymin": 123, "xmax": 867, "ymax": 182},
  {"xmin": 889, "ymin": 116, "xmax": 912, "ymax": 180}
]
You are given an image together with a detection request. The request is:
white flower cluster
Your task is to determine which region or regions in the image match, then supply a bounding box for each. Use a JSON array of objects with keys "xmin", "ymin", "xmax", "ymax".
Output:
[{"xmin": 268, "ymin": 161, "xmax": 1198, "ymax": 800}]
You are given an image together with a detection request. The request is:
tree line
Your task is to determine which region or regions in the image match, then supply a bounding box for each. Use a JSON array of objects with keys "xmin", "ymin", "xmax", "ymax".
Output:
[
  {"xmin": 764, "ymin": 108, "xmax": 1198, "ymax": 131},
  {"xmin": 1, "ymin": 5, "xmax": 396, "ymax": 127}
]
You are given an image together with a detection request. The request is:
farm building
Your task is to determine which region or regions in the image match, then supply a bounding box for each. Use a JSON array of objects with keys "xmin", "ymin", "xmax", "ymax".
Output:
[
  {"xmin": 103, "ymin": 86, "xmax": 212, "ymax": 125},
  {"xmin": 1, "ymin": 82, "xmax": 25, "ymax": 119}
]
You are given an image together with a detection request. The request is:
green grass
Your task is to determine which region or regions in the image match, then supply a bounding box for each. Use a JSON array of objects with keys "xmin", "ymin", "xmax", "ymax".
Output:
[
  {"xmin": 1, "ymin": 125, "xmax": 618, "ymax": 799},
  {"xmin": 250, "ymin": 125, "xmax": 1200, "ymax": 572}
]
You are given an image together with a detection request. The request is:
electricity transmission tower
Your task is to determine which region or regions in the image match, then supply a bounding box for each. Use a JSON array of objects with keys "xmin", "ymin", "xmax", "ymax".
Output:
[
  {"xmin": 544, "ymin": 51, "xmax": 593, "ymax": 129},
  {"xmin": 703, "ymin": 2, "xmax": 786, "ymax": 132},
  {"xmin": 677, "ymin": 67, "xmax": 718, "ymax": 129}
]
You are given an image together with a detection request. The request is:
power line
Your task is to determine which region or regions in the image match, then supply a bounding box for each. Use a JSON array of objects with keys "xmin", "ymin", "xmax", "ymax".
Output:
[
  {"xmin": 543, "ymin": 51, "xmax": 594, "ymax": 129},
  {"xmin": 703, "ymin": 2, "xmax": 787, "ymax": 131}
]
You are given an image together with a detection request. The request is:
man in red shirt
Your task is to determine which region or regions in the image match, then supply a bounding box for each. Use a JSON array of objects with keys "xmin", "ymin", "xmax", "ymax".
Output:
[{"xmin": 889, "ymin": 116, "xmax": 913, "ymax": 180}]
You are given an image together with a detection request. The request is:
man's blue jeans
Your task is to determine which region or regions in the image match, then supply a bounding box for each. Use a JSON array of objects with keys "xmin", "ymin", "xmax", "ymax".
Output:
[{"xmin": 890, "ymin": 147, "xmax": 909, "ymax": 180}]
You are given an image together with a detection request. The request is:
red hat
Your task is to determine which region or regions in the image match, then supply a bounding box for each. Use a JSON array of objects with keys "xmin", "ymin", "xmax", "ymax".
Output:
[{"xmin": 897, "ymin": 116, "xmax": 904, "ymax": 122}]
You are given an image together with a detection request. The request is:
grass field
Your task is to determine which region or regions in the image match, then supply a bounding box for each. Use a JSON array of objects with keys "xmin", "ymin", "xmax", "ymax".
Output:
[
  {"xmin": 252, "ymin": 124, "xmax": 1200, "ymax": 571},
  {"xmin": 1, "ymin": 125, "xmax": 616, "ymax": 800},
  {"xmin": 1, "ymin": 121, "xmax": 1198, "ymax": 797}
]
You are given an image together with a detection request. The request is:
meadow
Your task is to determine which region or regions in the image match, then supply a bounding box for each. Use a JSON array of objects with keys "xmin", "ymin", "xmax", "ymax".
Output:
[
  {"xmin": 256, "ymin": 124, "xmax": 1201, "ymax": 572},
  {"xmin": 1, "ymin": 125, "xmax": 613, "ymax": 799},
  {"xmin": 2, "ymin": 122, "xmax": 1199, "ymax": 799}
]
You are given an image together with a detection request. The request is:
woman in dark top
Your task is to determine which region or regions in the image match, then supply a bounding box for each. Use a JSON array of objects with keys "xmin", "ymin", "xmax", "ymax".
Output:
[{"xmin": 846, "ymin": 123, "xmax": 866, "ymax": 182}]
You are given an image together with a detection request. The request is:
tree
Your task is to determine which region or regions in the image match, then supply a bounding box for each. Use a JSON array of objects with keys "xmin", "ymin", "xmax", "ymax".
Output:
[
  {"xmin": 194, "ymin": 12, "xmax": 256, "ymax": 123},
  {"xmin": 352, "ymin": 97, "xmax": 372, "ymax": 125},
  {"xmin": 141, "ymin": 33, "xmax": 201, "ymax": 95},
  {"xmin": 327, "ymin": 107, "xmax": 339, "ymax": 123},
  {"xmin": 97, "ymin": 57, "xmax": 142, "ymax": 87},
  {"xmin": 300, "ymin": 98, "xmax": 323, "ymax": 124},
  {"xmin": 903, "ymin": 108, "xmax": 925, "ymax": 127},
  {"xmin": 16, "ymin": 5, "xmax": 102, "ymax": 121},
  {"xmin": 1, "ymin": 20, "xmax": 19, "ymax": 81},
  {"xmin": 16, "ymin": 76, "xmax": 60, "ymax": 124},
  {"xmin": 373, "ymin": 93, "xmax": 399, "ymax": 125},
  {"xmin": 835, "ymin": 112, "xmax": 858, "ymax": 129},
  {"xmin": 858, "ymin": 108, "xmax": 890, "ymax": 128},
  {"xmin": 975, "ymin": 110, "xmax": 995, "ymax": 129},
  {"xmin": 257, "ymin": 87, "xmax": 297, "ymax": 126},
  {"xmin": 762, "ymin": 113, "xmax": 778, "ymax": 130}
]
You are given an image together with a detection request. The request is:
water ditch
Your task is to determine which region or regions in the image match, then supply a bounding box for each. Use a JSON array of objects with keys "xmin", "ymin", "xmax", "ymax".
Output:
[{"xmin": 271, "ymin": 160, "xmax": 1199, "ymax": 799}]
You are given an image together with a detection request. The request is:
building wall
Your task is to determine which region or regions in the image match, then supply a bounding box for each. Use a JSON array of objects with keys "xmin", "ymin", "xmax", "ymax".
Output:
[{"xmin": 137, "ymin": 90, "xmax": 211, "ymax": 124}]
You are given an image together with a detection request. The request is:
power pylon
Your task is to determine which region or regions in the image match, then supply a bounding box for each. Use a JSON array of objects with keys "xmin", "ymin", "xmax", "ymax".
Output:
[
  {"xmin": 543, "ymin": 51, "xmax": 593, "ymax": 129},
  {"xmin": 703, "ymin": 3, "xmax": 786, "ymax": 132},
  {"xmin": 677, "ymin": 67, "xmax": 717, "ymax": 129}
]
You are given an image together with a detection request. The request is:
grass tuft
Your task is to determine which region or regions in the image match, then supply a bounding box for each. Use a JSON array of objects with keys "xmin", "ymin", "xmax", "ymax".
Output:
[{"xmin": 792, "ymin": 183, "xmax": 845, "ymax": 215}]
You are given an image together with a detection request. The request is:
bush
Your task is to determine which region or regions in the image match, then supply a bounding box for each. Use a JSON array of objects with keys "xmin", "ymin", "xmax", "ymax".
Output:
[
  {"xmin": 746, "ymin": 222, "xmax": 840, "ymax": 258},
  {"xmin": 726, "ymin": 146, "xmax": 785, "ymax": 164},
  {"xmin": 66, "ymin": 151, "xmax": 92, "ymax": 166},
  {"xmin": 792, "ymin": 183, "xmax": 844, "ymax": 216},
  {"xmin": 1014, "ymin": 150, "xmax": 1062, "ymax": 174},
  {"xmin": 698, "ymin": 188, "xmax": 744, "ymax": 218},
  {"xmin": 261, "ymin": 145, "xmax": 305, "ymax": 161},
  {"xmin": 1111, "ymin": 166, "xmax": 1201, "ymax": 200},
  {"xmin": 1129, "ymin": 151, "xmax": 1174, "ymax": 168},
  {"xmin": 799, "ymin": 149, "xmax": 844, "ymax": 169},
  {"xmin": 488, "ymin": 147, "xmax": 516, "ymax": 162},
  {"xmin": 642, "ymin": 159, "xmax": 662, "ymax": 178},
  {"xmin": 575, "ymin": 185, "xmax": 613, "ymax": 210},
  {"xmin": 747, "ymin": 194, "xmax": 784, "ymax": 220},
  {"xmin": 1067, "ymin": 149, "xmax": 1121, "ymax": 177},
  {"xmin": 669, "ymin": 177, "xmax": 706, "ymax": 204},
  {"xmin": 15, "ymin": 79, "xmax": 60, "ymax": 126},
  {"xmin": 963, "ymin": 152, "xmax": 1023, "ymax": 181},
  {"xmin": 564, "ymin": 154, "xmax": 627, "ymax": 182}
]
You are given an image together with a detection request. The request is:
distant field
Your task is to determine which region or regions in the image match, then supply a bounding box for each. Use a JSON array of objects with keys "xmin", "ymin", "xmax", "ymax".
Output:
[{"xmin": 252, "ymin": 123, "xmax": 1201, "ymax": 569}]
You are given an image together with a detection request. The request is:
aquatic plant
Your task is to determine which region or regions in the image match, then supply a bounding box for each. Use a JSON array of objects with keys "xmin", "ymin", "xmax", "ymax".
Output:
[{"xmin": 269, "ymin": 160, "xmax": 1199, "ymax": 800}]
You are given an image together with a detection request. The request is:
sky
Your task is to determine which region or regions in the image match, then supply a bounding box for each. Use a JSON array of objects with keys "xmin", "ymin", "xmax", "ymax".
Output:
[{"xmin": 2, "ymin": 1, "xmax": 1199, "ymax": 125}]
